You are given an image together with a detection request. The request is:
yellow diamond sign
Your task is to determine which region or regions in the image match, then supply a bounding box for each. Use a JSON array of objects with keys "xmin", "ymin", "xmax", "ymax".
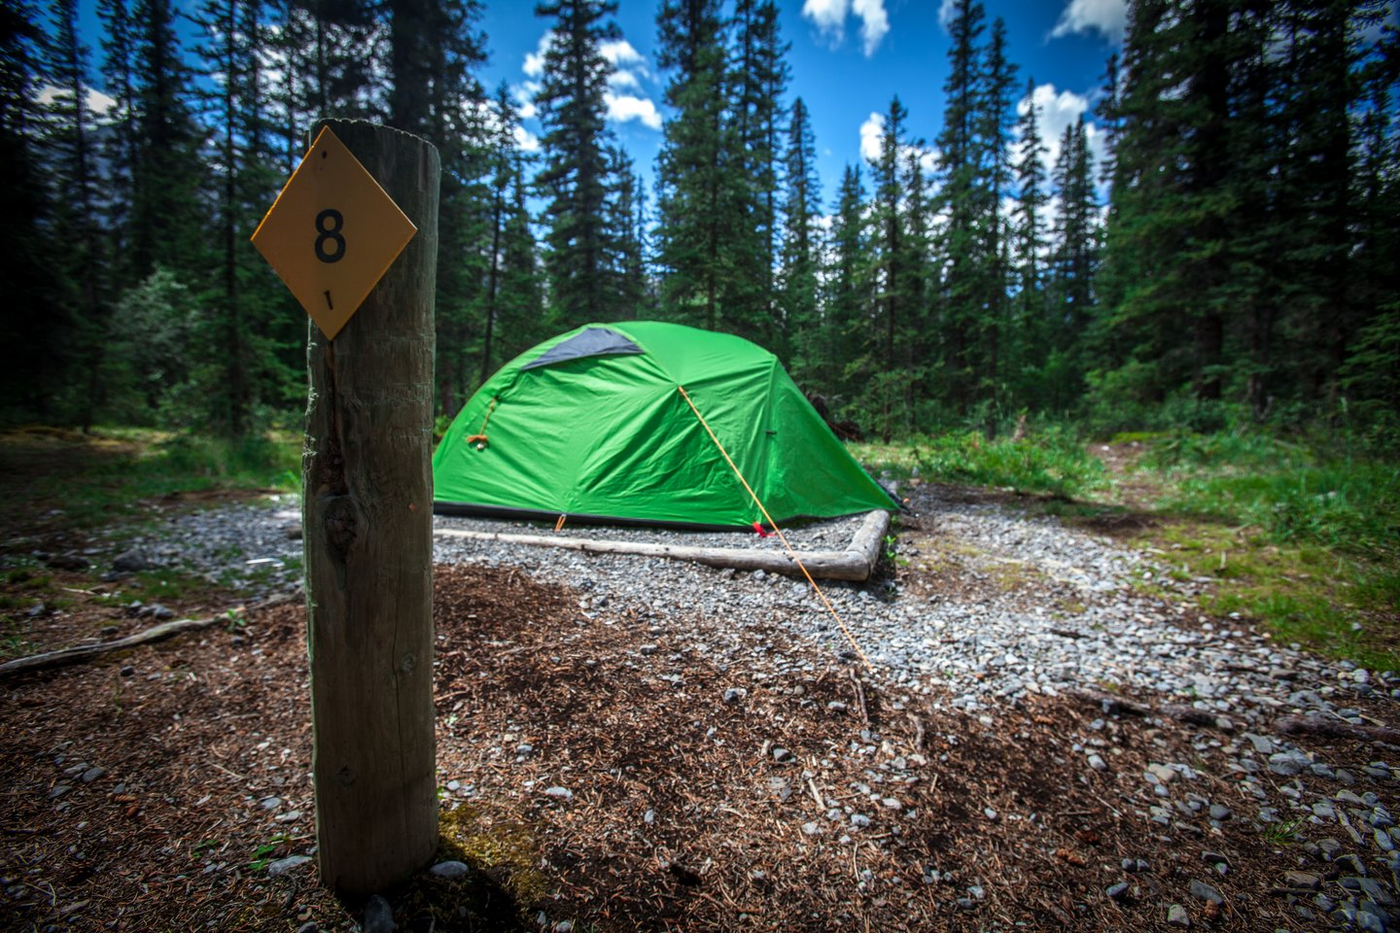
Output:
[{"xmin": 251, "ymin": 126, "xmax": 417, "ymax": 340}]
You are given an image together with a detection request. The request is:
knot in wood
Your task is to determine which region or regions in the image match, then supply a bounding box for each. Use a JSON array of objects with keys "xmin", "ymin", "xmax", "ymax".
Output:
[{"xmin": 323, "ymin": 496, "xmax": 358, "ymax": 554}]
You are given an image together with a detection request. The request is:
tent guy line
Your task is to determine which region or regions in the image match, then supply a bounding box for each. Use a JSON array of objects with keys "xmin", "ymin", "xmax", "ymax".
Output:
[{"xmin": 677, "ymin": 383, "xmax": 876, "ymax": 674}]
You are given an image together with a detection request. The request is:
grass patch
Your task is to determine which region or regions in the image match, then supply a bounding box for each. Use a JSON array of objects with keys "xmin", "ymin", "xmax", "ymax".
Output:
[
  {"xmin": 0, "ymin": 426, "xmax": 300, "ymax": 535},
  {"xmin": 854, "ymin": 427, "xmax": 1104, "ymax": 499}
]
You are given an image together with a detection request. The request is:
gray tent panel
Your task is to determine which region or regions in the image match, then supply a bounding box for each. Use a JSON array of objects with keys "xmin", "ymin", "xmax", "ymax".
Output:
[{"xmin": 522, "ymin": 327, "xmax": 644, "ymax": 370}]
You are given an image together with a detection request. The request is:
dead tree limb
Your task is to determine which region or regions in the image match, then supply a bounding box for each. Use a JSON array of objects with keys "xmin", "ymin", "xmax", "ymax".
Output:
[
  {"xmin": 1274, "ymin": 715, "xmax": 1400, "ymax": 748},
  {"xmin": 0, "ymin": 596, "xmax": 292, "ymax": 679}
]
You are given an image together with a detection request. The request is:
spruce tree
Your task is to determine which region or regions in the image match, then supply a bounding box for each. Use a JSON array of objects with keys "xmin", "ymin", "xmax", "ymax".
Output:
[
  {"xmin": 779, "ymin": 96, "xmax": 822, "ymax": 382},
  {"xmin": 534, "ymin": 0, "xmax": 622, "ymax": 328},
  {"xmin": 1010, "ymin": 77, "xmax": 1048, "ymax": 408},
  {"xmin": 654, "ymin": 0, "xmax": 735, "ymax": 333}
]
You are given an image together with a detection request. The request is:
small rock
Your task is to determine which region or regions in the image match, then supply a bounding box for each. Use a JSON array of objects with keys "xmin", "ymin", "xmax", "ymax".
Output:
[
  {"xmin": 1087, "ymin": 754, "xmax": 1107, "ymax": 772},
  {"xmin": 1284, "ymin": 871, "xmax": 1320, "ymax": 891},
  {"xmin": 266, "ymin": 855, "xmax": 312, "ymax": 877},
  {"xmin": 112, "ymin": 549, "xmax": 152, "ymax": 573},
  {"xmin": 1208, "ymin": 804, "xmax": 1232, "ymax": 821},
  {"xmin": 80, "ymin": 767, "xmax": 106, "ymax": 783},
  {"xmin": 120, "ymin": 665, "xmax": 135, "ymax": 677},
  {"xmin": 543, "ymin": 786, "xmax": 573, "ymax": 801},
  {"xmin": 554, "ymin": 922, "xmax": 574, "ymax": 933},
  {"xmin": 429, "ymin": 860, "xmax": 470, "ymax": 879},
  {"xmin": 259, "ymin": 796, "xmax": 282, "ymax": 810},
  {"xmin": 274, "ymin": 810, "xmax": 302, "ymax": 824},
  {"xmin": 48, "ymin": 784, "xmax": 71, "ymax": 799},
  {"xmin": 1269, "ymin": 751, "xmax": 1309, "ymax": 776},
  {"xmin": 1167, "ymin": 903, "xmax": 1191, "ymax": 927},
  {"xmin": 850, "ymin": 814, "xmax": 871, "ymax": 829},
  {"xmin": 362, "ymin": 894, "xmax": 395, "ymax": 933},
  {"xmin": 1106, "ymin": 881, "xmax": 1130, "ymax": 901},
  {"xmin": 772, "ymin": 747, "xmax": 793, "ymax": 763},
  {"xmin": 1357, "ymin": 911, "xmax": 1387, "ymax": 933},
  {"xmin": 296, "ymin": 923, "xmax": 318, "ymax": 933},
  {"xmin": 802, "ymin": 821, "xmax": 822, "ymax": 836},
  {"xmin": 1189, "ymin": 879, "xmax": 1223, "ymax": 905},
  {"xmin": 723, "ymin": 688, "xmax": 747, "ymax": 703},
  {"xmin": 983, "ymin": 807, "xmax": 999, "ymax": 822}
]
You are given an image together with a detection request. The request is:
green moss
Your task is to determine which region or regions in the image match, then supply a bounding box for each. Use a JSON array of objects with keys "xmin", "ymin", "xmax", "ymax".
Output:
[{"xmin": 437, "ymin": 803, "xmax": 551, "ymax": 908}]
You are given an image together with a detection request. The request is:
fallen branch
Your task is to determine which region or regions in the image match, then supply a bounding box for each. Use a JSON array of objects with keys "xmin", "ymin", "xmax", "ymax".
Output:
[
  {"xmin": 0, "ymin": 595, "xmax": 295, "ymax": 679},
  {"xmin": 1066, "ymin": 687, "xmax": 1224, "ymax": 730},
  {"xmin": 435, "ymin": 509, "xmax": 891, "ymax": 582},
  {"xmin": 849, "ymin": 669, "xmax": 870, "ymax": 725},
  {"xmin": 1274, "ymin": 714, "xmax": 1400, "ymax": 748}
]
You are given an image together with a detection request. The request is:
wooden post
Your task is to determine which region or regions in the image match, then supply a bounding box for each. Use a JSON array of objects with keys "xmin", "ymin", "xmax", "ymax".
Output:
[{"xmin": 302, "ymin": 120, "xmax": 440, "ymax": 896}]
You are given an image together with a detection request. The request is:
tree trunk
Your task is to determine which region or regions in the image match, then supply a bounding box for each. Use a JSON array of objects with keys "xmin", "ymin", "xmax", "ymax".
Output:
[{"xmin": 302, "ymin": 119, "xmax": 440, "ymax": 897}]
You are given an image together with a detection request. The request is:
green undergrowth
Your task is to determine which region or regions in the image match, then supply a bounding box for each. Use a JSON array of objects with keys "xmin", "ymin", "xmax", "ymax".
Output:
[
  {"xmin": 853, "ymin": 427, "xmax": 1105, "ymax": 499},
  {"xmin": 0, "ymin": 425, "xmax": 300, "ymax": 534},
  {"xmin": 1114, "ymin": 429, "xmax": 1399, "ymax": 670},
  {"xmin": 853, "ymin": 423, "xmax": 1398, "ymax": 671}
]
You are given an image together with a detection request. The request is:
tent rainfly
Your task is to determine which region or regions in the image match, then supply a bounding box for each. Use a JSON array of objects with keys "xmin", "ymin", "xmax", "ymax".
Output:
[{"xmin": 432, "ymin": 321, "xmax": 896, "ymax": 530}]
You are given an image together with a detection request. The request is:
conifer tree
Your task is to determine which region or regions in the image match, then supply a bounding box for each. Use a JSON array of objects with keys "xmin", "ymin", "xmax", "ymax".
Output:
[
  {"xmin": 779, "ymin": 96, "xmax": 822, "ymax": 382},
  {"xmin": 823, "ymin": 164, "xmax": 869, "ymax": 404},
  {"xmin": 654, "ymin": 0, "xmax": 735, "ymax": 333},
  {"xmin": 45, "ymin": 0, "xmax": 107, "ymax": 426},
  {"xmin": 1010, "ymin": 77, "xmax": 1048, "ymax": 408},
  {"xmin": 1, "ymin": 0, "xmax": 61, "ymax": 415},
  {"xmin": 534, "ymin": 0, "xmax": 622, "ymax": 328}
]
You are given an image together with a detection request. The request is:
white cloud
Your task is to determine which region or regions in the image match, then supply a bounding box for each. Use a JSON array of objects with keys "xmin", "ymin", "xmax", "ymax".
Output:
[
  {"xmin": 608, "ymin": 70, "xmax": 641, "ymax": 92},
  {"xmin": 803, "ymin": 0, "xmax": 849, "ymax": 39},
  {"xmin": 859, "ymin": 111, "xmax": 884, "ymax": 163},
  {"xmin": 1050, "ymin": 0, "xmax": 1127, "ymax": 44},
  {"xmin": 37, "ymin": 85, "xmax": 118, "ymax": 115},
  {"xmin": 605, "ymin": 93, "xmax": 662, "ymax": 130},
  {"xmin": 1015, "ymin": 83, "xmax": 1107, "ymax": 196},
  {"xmin": 853, "ymin": 0, "xmax": 889, "ymax": 55},
  {"xmin": 858, "ymin": 110, "xmax": 937, "ymax": 173},
  {"xmin": 804, "ymin": 0, "xmax": 888, "ymax": 56},
  {"xmin": 514, "ymin": 126, "xmax": 540, "ymax": 153},
  {"xmin": 937, "ymin": 0, "xmax": 958, "ymax": 30},
  {"xmin": 523, "ymin": 31, "xmax": 554, "ymax": 78},
  {"xmin": 600, "ymin": 38, "xmax": 645, "ymax": 71}
]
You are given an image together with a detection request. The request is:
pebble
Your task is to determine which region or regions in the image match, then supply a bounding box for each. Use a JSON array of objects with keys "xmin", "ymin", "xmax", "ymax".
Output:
[
  {"xmin": 1106, "ymin": 882, "xmax": 1129, "ymax": 900},
  {"xmin": 266, "ymin": 855, "xmax": 312, "ymax": 877},
  {"xmin": 362, "ymin": 894, "xmax": 395, "ymax": 933},
  {"xmin": 1167, "ymin": 903, "xmax": 1191, "ymax": 927},
  {"xmin": 428, "ymin": 860, "xmax": 471, "ymax": 879},
  {"xmin": 1189, "ymin": 880, "xmax": 1223, "ymax": 905},
  {"xmin": 543, "ymin": 786, "xmax": 573, "ymax": 801}
]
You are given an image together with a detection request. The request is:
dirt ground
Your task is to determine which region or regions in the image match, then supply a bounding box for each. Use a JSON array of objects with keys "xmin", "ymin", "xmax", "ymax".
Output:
[{"xmin": 2, "ymin": 543, "xmax": 1397, "ymax": 932}]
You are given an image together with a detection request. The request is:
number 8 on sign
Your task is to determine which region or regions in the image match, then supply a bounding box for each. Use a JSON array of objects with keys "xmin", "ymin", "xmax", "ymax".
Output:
[
  {"xmin": 315, "ymin": 209, "xmax": 346, "ymax": 264},
  {"xmin": 250, "ymin": 125, "xmax": 417, "ymax": 340}
]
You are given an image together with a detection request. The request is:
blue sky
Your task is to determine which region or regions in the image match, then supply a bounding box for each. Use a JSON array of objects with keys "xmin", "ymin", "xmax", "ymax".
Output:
[
  {"xmin": 482, "ymin": 0, "xmax": 1129, "ymax": 205},
  {"xmin": 67, "ymin": 0, "xmax": 1132, "ymax": 205}
]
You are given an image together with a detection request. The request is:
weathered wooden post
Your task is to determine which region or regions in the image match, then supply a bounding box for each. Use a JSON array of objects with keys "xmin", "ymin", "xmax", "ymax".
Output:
[{"xmin": 301, "ymin": 120, "xmax": 440, "ymax": 896}]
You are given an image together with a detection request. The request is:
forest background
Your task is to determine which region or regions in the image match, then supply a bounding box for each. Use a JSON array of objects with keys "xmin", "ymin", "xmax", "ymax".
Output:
[{"xmin": 1, "ymin": 0, "xmax": 1397, "ymax": 451}]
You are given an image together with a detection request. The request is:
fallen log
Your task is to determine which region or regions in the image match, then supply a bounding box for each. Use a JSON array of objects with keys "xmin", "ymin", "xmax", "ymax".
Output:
[
  {"xmin": 1066, "ymin": 687, "xmax": 1228, "ymax": 730},
  {"xmin": 0, "ymin": 596, "xmax": 293, "ymax": 678},
  {"xmin": 435, "ymin": 509, "xmax": 892, "ymax": 582},
  {"xmin": 1274, "ymin": 714, "xmax": 1400, "ymax": 748}
]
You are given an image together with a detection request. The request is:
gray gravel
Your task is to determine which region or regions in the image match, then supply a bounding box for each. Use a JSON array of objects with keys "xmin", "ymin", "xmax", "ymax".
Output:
[{"xmin": 92, "ymin": 487, "xmax": 1397, "ymax": 732}]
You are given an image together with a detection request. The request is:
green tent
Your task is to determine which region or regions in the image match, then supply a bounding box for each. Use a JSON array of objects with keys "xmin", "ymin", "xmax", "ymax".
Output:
[{"xmin": 432, "ymin": 321, "xmax": 895, "ymax": 529}]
